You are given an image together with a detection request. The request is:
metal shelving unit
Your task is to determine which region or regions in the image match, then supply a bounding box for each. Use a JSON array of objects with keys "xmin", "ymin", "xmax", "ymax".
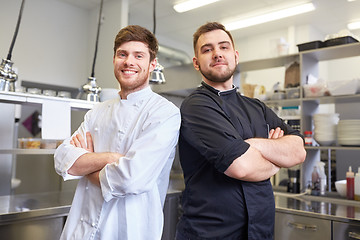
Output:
[
  {"xmin": 0, "ymin": 149, "xmax": 56, "ymax": 155},
  {"xmin": 238, "ymin": 42, "xmax": 360, "ymax": 192}
]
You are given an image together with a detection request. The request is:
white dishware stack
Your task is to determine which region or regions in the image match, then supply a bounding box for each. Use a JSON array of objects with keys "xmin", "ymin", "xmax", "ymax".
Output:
[
  {"xmin": 313, "ymin": 113, "xmax": 339, "ymax": 146},
  {"xmin": 337, "ymin": 119, "xmax": 360, "ymax": 146}
]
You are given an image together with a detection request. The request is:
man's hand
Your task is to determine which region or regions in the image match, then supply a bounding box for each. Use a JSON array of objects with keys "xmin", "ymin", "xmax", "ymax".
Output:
[
  {"xmin": 69, "ymin": 132, "xmax": 100, "ymax": 186},
  {"xmin": 68, "ymin": 131, "xmax": 124, "ymax": 187},
  {"xmin": 268, "ymin": 127, "xmax": 284, "ymax": 139},
  {"xmin": 70, "ymin": 132, "xmax": 94, "ymax": 152}
]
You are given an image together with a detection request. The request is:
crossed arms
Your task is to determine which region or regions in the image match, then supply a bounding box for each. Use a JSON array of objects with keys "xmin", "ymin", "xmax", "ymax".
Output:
[
  {"xmin": 67, "ymin": 132, "xmax": 123, "ymax": 187},
  {"xmin": 224, "ymin": 127, "xmax": 306, "ymax": 182}
]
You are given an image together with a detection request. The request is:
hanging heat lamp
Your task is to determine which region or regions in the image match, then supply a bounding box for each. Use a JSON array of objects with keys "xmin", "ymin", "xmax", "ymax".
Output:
[
  {"xmin": 149, "ymin": 0, "xmax": 166, "ymax": 84},
  {"xmin": 0, "ymin": 0, "xmax": 25, "ymax": 92},
  {"xmin": 78, "ymin": 0, "xmax": 103, "ymax": 102}
]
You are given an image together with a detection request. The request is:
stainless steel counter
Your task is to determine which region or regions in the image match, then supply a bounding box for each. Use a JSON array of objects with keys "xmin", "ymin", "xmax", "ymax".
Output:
[
  {"xmin": 0, "ymin": 189, "xmax": 183, "ymax": 224},
  {"xmin": 2, "ymin": 190, "xmax": 360, "ymax": 224},
  {"xmin": 274, "ymin": 191, "xmax": 360, "ymax": 223},
  {"xmin": 0, "ymin": 190, "xmax": 74, "ymax": 225},
  {"xmin": 0, "ymin": 189, "xmax": 183, "ymax": 240},
  {"xmin": 2, "ymin": 188, "xmax": 360, "ymax": 240}
]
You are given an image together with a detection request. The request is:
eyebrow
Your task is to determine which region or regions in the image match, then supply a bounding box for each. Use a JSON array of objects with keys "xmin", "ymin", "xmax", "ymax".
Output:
[
  {"xmin": 116, "ymin": 49, "xmax": 147, "ymax": 55},
  {"xmin": 200, "ymin": 41, "xmax": 231, "ymax": 50}
]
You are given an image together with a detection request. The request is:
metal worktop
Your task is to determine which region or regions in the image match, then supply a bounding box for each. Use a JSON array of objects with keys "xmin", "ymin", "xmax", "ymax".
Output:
[
  {"xmin": 0, "ymin": 188, "xmax": 183, "ymax": 225},
  {"xmin": 1, "ymin": 189, "xmax": 360, "ymax": 225},
  {"xmin": 0, "ymin": 190, "xmax": 73, "ymax": 225},
  {"xmin": 274, "ymin": 191, "xmax": 360, "ymax": 223}
]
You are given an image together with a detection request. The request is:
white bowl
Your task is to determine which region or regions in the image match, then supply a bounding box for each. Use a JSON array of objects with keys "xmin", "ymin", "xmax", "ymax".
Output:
[
  {"xmin": 335, "ymin": 180, "xmax": 346, "ymax": 197},
  {"xmin": 315, "ymin": 139, "xmax": 336, "ymax": 146}
]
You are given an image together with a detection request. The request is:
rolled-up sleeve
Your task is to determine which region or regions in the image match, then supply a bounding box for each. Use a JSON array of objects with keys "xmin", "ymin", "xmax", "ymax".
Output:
[{"xmin": 54, "ymin": 112, "xmax": 92, "ymax": 181}]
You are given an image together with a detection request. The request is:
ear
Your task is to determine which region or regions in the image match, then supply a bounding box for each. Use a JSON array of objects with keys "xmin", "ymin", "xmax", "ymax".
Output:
[
  {"xmin": 235, "ymin": 50, "xmax": 239, "ymax": 65},
  {"xmin": 193, "ymin": 57, "xmax": 200, "ymax": 71},
  {"xmin": 149, "ymin": 58, "xmax": 157, "ymax": 72}
]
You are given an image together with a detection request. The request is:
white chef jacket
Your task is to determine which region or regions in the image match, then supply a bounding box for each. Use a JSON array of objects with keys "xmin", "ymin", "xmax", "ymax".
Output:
[{"xmin": 54, "ymin": 86, "xmax": 181, "ymax": 240}]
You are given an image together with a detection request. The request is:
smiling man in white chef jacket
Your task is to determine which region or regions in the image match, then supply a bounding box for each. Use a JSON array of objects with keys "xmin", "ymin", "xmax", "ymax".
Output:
[{"xmin": 54, "ymin": 25, "xmax": 181, "ymax": 240}]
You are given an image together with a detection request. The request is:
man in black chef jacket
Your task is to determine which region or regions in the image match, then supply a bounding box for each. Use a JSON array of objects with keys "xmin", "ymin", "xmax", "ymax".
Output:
[{"xmin": 176, "ymin": 22, "xmax": 306, "ymax": 240}]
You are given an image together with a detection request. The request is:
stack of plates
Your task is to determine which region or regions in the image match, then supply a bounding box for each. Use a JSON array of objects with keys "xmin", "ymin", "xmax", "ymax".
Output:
[
  {"xmin": 337, "ymin": 120, "xmax": 360, "ymax": 146},
  {"xmin": 313, "ymin": 113, "xmax": 339, "ymax": 146}
]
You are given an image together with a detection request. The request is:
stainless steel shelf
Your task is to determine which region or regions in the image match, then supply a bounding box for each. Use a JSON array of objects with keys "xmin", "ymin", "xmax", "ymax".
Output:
[
  {"xmin": 300, "ymin": 42, "xmax": 360, "ymax": 62},
  {"xmin": 239, "ymin": 54, "xmax": 299, "ymax": 72},
  {"xmin": 305, "ymin": 146, "xmax": 360, "ymax": 151},
  {"xmin": 302, "ymin": 94, "xmax": 360, "ymax": 104},
  {"xmin": 0, "ymin": 149, "xmax": 56, "ymax": 155},
  {"xmin": 0, "ymin": 91, "xmax": 95, "ymax": 110},
  {"xmin": 264, "ymin": 98, "xmax": 301, "ymax": 107}
]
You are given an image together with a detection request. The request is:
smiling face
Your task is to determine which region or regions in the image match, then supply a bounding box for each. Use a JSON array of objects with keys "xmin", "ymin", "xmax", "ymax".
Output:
[
  {"xmin": 193, "ymin": 29, "xmax": 239, "ymax": 90},
  {"xmin": 113, "ymin": 41, "xmax": 156, "ymax": 99}
]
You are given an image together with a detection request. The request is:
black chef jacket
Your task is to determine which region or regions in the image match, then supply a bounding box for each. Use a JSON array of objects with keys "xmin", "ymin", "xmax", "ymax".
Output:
[{"xmin": 177, "ymin": 82, "xmax": 302, "ymax": 240}]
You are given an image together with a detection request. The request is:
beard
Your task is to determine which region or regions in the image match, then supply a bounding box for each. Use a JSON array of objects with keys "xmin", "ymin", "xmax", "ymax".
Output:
[{"xmin": 198, "ymin": 62, "xmax": 236, "ymax": 83}]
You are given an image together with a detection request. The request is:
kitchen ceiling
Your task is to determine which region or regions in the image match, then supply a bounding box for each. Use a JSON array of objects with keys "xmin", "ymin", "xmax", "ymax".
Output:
[{"xmin": 58, "ymin": 0, "xmax": 360, "ymax": 56}]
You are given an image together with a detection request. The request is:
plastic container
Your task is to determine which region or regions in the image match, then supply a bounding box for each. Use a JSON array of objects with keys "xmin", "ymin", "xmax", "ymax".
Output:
[
  {"xmin": 346, "ymin": 166, "xmax": 355, "ymax": 200},
  {"xmin": 317, "ymin": 162, "xmax": 327, "ymax": 195},
  {"xmin": 27, "ymin": 88, "xmax": 41, "ymax": 95},
  {"xmin": 42, "ymin": 89, "xmax": 57, "ymax": 97},
  {"xmin": 18, "ymin": 138, "xmax": 41, "ymax": 149},
  {"xmin": 297, "ymin": 40, "xmax": 324, "ymax": 52},
  {"xmin": 285, "ymin": 87, "xmax": 300, "ymax": 99},
  {"xmin": 40, "ymin": 139, "xmax": 59, "ymax": 149},
  {"xmin": 324, "ymin": 36, "xmax": 358, "ymax": 47},
  {"xmin": 303, "ymin": 83, "xmax": 327, "ymax": 97},
  {"xmin": 57, "ymin": 91, "xmax": 71, "ymax": 98},
  {"xmin": 18, "ymin": 138, "xmax": 62, "ymax": 149}
]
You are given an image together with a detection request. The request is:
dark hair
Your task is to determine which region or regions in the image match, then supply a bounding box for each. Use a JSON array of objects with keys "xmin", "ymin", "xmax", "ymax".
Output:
[
  {"xmin": 113, "ymin": 25, "xmax": 158, "ymax": 61},
  {"xmin": 193, "ymin": 22, "xmax": 235, "ymax": 53}
]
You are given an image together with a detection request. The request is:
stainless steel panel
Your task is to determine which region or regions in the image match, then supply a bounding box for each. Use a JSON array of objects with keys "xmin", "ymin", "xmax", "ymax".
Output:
[
  {"xmin": 333, "ymin": 221, "xmax": 360, "ymax": 240},
  {"xmin": 0, "ymin": 216, "xmax": 64, "ymax": 240},
  {"xmin": 275, "ymin": 212, "xmax": 331, "ymax": 240},
  {"xmin": 0, "ymin": 103, "xmax": 15, "ymax": 196}
]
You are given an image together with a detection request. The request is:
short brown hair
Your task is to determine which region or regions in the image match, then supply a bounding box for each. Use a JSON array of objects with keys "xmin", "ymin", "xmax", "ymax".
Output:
[
  {"xmin": 113, "ymin": 25, "xmax": 158, "ymax": 61},
  {"xmin": 193, "ymin": 22, "xmax": 235, "ymax": 54}
]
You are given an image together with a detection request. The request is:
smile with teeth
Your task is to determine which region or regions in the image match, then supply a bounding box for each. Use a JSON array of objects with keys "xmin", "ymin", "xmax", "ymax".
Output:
[{"xmin": 122, "ymin": 69, "xmax": 138, "ymax": 75}]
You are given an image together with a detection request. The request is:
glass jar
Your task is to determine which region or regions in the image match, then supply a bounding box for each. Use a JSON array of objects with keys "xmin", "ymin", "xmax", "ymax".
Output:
[{"xmin": 304, "ymin": 131, "xmax": 313, "ymax": 146}]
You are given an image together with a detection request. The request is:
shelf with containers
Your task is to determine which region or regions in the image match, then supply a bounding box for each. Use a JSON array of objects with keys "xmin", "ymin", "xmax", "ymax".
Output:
[
  {"xmin": 300, "ymin": 42, "xmax": 360, "ymax": 195},
  {"xmin": 0, "ymin": 91, "xmax": 95, "ymax": 154},
  {"xmin": 238, "ymin": 41, "xmax": 360, "ymax": 193},
  {"xmin": 0, "ymin": 90, "xmax": 95, "ymax": 196}
]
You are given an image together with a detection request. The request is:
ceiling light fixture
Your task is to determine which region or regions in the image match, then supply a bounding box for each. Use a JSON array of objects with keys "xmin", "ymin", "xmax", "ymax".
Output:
[
  {"xmin": 224, "ymin": 2, "xmax": 315, "ymax": 31},
  {"xmin": 149, "ymin": 0, "xmax": 166, "ymax": 84},
  {"xmin": 173, "ymin": 0, "xmax": 221, "ymax": 13},
  {"xmin": 0, "ymin": 0, "xmax": 25, "ymax": 92},
  {"xmin": 348, "ymin": 21, "xmax": 360, "ymax": 30},
  {"xmin": 77, "ymin": 0, "xmax": 103, "ymax": 102}
]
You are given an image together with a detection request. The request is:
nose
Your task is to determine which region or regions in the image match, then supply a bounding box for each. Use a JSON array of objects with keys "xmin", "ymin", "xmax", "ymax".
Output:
[
  {"xmin": 213, "ymin": 49, "xmax": 223, "ymax": 60},
  {"xmin": 123, "ymin": 55, "xmax": 134, "ymax": 66}
]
